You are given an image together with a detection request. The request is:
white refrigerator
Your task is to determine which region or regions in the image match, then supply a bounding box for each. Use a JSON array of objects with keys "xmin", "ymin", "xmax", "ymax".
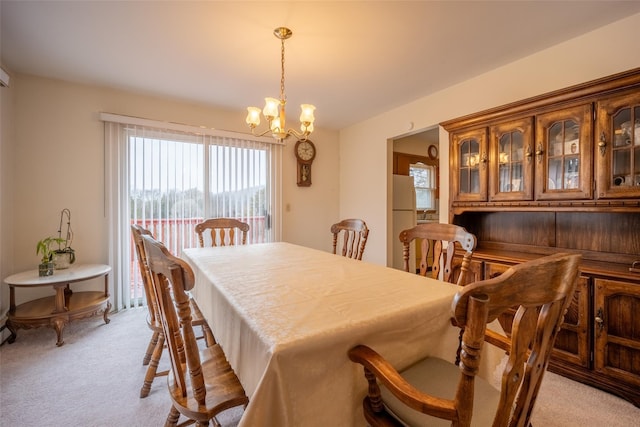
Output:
[{"xmin": 392, "ymin": 174, "xmax": 417, "ymax": 270}]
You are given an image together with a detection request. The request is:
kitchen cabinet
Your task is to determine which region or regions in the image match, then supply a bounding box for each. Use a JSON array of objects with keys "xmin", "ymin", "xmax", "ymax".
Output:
[{"xmin": 443, "ymin": 67, "xmax": 640, "ymax": 407}]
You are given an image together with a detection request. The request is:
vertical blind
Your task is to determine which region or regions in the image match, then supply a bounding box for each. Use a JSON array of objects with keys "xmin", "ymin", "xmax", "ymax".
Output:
[{"xmin": 102, "ymin": 113, "xmax": 283, "ymax": 311}]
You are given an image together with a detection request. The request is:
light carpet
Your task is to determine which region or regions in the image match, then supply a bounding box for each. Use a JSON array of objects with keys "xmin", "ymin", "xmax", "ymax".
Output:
[{"xmin": 1, "ymin": 308, "xmax": 638, "ymax": 426}]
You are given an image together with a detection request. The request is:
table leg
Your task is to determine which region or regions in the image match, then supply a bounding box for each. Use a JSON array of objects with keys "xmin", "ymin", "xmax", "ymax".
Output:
[
  {"xmin": 103, "ymin": 301, "xmax": 112, "ymax": 324},
  {"xmin": 9, "ymin": 287, "xmax": 16, "ymax": 311},
  {"xmin": 5, "ymin": 287, "xmax": 17, "ymax": 343},
  {"xmin": 1, "ymin": 320, "xmax": 17, "ymax": 345},
  {"xmin": 53, "ymin": 284, "xmax": 69, "ymax": 314},
  {"xmin": 52, "ymin": 317, "xmax": 67, "ymax": 347},
  {"xmin": 102, "ymin": 274, "xmax": 111, "ymax": 324}
]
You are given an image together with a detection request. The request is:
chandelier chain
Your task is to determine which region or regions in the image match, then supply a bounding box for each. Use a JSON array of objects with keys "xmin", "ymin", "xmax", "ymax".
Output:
[{"xmin": 280, "ymin": 37, "xmax": 286, "ymax": 102}]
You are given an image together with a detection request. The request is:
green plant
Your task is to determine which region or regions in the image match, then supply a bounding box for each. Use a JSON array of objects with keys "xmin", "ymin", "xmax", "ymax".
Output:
[
  {"xmin": 36, "ymin": 237, "xmax": 66, "ymax": 264},
  {"xmin": 54, "ymin": 208, "xmax": 74, "ymax": 254}
]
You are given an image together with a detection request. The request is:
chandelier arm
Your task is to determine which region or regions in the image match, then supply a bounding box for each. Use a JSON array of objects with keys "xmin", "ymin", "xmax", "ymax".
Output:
[
  {"xmin": 251, "ymin": 128, "xmax": 275, "ymax": 138},
  {"xmin": 286, "ymin": 128, "xmax": 309, "ymax": 140}
]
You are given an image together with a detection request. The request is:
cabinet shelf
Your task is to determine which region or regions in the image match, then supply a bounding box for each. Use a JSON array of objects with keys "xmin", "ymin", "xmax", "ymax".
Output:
[{"xmin": 451, "ymin": 199, "xmax": 640, "ymax": 215}]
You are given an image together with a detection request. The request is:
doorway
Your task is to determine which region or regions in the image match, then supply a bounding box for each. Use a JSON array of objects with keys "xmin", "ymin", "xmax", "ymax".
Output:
[
  {"xmin": 393, "ymin": 127, "xmax": 440, "ymax": 216},
  {"xmin": 391, "ymin": 127, "xmax": 440, "ymax": 271}
]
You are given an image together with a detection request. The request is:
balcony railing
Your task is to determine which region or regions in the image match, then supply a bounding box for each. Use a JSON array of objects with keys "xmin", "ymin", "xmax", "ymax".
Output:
[{"xmin": 129, "ymin": 216, "xmax": 267, "ymax": 299}]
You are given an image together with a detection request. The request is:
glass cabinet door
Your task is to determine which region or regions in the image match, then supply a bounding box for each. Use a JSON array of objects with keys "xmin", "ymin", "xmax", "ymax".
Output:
[
  {"xmin": 489, "ymin": 117, "xmax": 534, "ymax": 201},
  {"xmin": 535, "ymin": 104, "xmax": 593, "ymax": 200},
  {"xmin": 596, "ymin": 90, "xmax": 640, "ymax": 199},
  {"xmin": 450, "ymin": 128, "xmax": 487, "ymax": 202}
]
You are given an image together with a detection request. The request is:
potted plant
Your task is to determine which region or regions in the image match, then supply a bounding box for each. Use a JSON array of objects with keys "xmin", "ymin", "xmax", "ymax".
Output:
[
  {"xmin": 51, "ymin": 208, "xmax": 76, "ymax": 269},
  {"xmin": 36, "ymin": 237, "xmax": 65, "ymax": 276}
]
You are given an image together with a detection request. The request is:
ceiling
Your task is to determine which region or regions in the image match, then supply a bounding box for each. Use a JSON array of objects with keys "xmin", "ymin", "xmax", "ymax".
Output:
[{"xmin": 2, "ymin": 1, "xmax": 640, "ymax": 131}]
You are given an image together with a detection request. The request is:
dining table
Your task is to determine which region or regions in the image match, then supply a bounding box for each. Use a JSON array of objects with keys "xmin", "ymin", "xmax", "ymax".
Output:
[{"xmin": 182, "ymin": 242, "xmax": 505, "ymax": 427}]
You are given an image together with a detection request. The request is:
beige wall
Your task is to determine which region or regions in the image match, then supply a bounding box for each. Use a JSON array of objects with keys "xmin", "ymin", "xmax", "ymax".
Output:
[
  {"xmin": 1, "ymin": 75, "xmax": 339, "ymax": 311},
  {"xmin": 340, "ymin": 12, "xmax": 640, "ymax": 266},
  {"xmin": 394, "ymin": 129, "xmax": 439, "ymax": 159},
  {"xmin": 0, "ymin": 69, "xmax": 15, "ymax": 320}
]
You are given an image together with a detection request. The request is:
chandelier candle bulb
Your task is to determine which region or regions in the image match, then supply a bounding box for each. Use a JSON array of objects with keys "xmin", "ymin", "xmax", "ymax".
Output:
[
  {"xmin": 263, "ymin": 98, "xmax": 279, "ymax": 119},
  {"xmin": 300, "ymin": 104, "xmax": 316, "ymax": 124},
  {"xmin": 271, "ymin": 116, "xmax": 282, "ymax": 133},
  {"xmin": 246, "ymin": 107, "xmax": 261, "ymax": 127}
]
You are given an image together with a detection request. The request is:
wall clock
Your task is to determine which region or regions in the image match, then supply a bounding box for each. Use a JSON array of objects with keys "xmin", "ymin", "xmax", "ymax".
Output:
[
  {"xmin": 294, "ymin": 139, "xmax": 316, "ymax": 187},
  {"xmin": 428, "ymin": 144, "xmax": 438, "ymax": 160}
]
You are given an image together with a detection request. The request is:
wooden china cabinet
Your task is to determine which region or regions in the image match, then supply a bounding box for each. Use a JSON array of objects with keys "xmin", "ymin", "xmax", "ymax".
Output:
[{"xmin": 442, "ymin": 68, "xmax": 640, "ymax": 407}]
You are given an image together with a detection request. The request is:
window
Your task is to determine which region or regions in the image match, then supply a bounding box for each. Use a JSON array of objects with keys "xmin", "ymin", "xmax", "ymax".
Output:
[
  {"xmin": 103, "ymin": 113, "xmax": 283, "ymax": 310},
  {"xmin": 410, "ymin": 162, "xmax": 437, "ymax": 211},
  {"xmin": 128, "ymin": 131, "xmax": 272, "ymax": 250}
]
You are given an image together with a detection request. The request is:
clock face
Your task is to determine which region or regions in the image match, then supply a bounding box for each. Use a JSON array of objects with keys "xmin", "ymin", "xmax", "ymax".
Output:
[{"xmin": 296, "ymin": 140, "xmax": 316, "ymax": 162}]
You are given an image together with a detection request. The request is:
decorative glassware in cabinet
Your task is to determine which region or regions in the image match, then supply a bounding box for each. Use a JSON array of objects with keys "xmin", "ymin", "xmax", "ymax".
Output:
[
  {"xmin": 451, "ymin": 127, "xmax": 488, "ymax": 202},
  {"xmin": 489, "ymin": 117, "xmax": 533, "ymax": 201},
  {"xmin": 595, "ymin": 91, "xmax": 640, "ymax": 199},
  {"xmin": 547, "ymin": 120, "xmax": 580, "ymax": 190},
  {"xmin": 498, "ymin": 131, "xmax": 524, "ymax": 193},
  {"xmin": 459, "ymin": 137, "xmax": 481, "ymax": 195},
  {"xmin": 611, "ymin": 106, "xmax": 640, "ymax": 187}
]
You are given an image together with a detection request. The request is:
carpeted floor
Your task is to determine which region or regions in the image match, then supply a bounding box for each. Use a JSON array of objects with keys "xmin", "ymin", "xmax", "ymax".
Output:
[
  {"xmin": 0, "ymin": 308, "xmax": 242, "ymax": 427},
  {"xmin": 1, "ymin": 308, "xmax": 638, "ymax": 426}
]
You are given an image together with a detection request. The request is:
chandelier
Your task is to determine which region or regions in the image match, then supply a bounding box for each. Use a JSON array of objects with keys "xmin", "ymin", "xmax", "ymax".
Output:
[{"xmin": 245, "ymin": 27, "xmax": 316, "ymax": 141}]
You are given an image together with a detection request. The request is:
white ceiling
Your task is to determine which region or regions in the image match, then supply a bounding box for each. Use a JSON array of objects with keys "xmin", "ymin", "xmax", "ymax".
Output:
[{"xmin": 2, "ymin": 1, "xmax": 640, "ymax": 131}]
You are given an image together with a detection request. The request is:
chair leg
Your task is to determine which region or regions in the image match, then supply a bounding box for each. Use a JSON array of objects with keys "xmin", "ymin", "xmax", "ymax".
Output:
[
  {"xmin": 140, "ymin": 332, "xmax": 165, "ymax": 398},
  {"xmin": 165, "ymin": 406, "xmax": 180, "ymax": 427},
  {"xmin": 201, "ymin": 323, "xmax": 216, "ymax": 347},
  {"xmin": 143, "ymin": 330, "xmax": 160, "ymax": 366}
]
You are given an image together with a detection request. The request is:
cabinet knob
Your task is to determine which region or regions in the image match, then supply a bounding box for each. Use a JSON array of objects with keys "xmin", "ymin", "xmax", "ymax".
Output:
[
  {"xmin": 598, "ymin": 132, "xmax": 607, "ymax": 157},
  {"xmin": 535, "ymin": 142, "xmax": 544, "ymax": 164},
  {"xmin": 525, "ymin": 144, "xmax": 533, "ymax": 161},
  {"xmin": 595, "ymin": 308, "xmax": 605, "ymax": 335}
]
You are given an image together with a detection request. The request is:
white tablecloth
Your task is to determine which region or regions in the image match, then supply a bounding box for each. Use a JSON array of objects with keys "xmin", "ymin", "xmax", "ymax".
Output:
[{"xmin": 183, "ymin": 242, "xmax": 501, "ymax": 427}]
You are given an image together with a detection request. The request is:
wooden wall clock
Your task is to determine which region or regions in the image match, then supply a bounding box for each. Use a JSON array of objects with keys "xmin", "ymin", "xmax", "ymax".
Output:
[{"xmin": 294, "ymin": 139, "xmax": 316, "ymax": 187}]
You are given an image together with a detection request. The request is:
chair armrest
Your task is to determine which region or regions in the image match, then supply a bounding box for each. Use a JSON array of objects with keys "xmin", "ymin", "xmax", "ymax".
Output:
[{"xmin": 348, "ymin": 345, "xmax": 457, "ymax": 419}]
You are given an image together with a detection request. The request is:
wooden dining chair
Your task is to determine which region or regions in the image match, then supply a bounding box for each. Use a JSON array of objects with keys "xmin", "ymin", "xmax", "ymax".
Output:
[
  {"xmin": 195, "ymin": 218, "xmax": 250, "ymax": 248},
  {"xmin": 141, "ymin": 233, "xmax": 248, "ymax": 427},
  {"xmin": 400, "ymin": 224, "xmax": 477, "ymax": 365},
  {"xmin": 131, "ymin": 224, "xmax": 216, "ymax": 398},
  {"xmin": 349, "ymin": 252, "xmax": 581, "ymax": 427},
  {"xmin": 400, "ymin": 223, "xmax": 476, "ymax": 285},
  {"xmin": 330, "ymin": 218, "xmax": 370, "ymax": 260}
]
